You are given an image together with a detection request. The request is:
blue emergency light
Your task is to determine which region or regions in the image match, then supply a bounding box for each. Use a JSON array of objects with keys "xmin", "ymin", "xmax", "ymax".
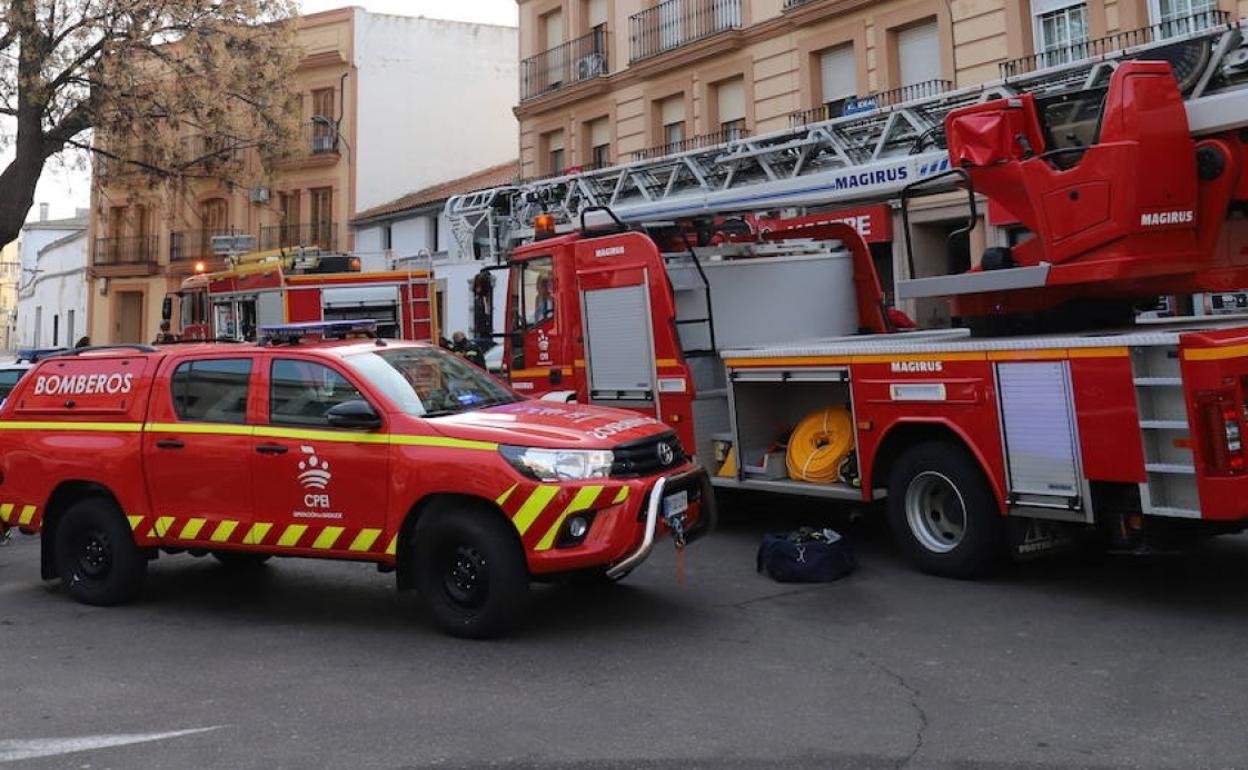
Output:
[
  {"xmin": 15, "ymin": 347, "xmax": 68, "ymax": 363},
  {"xmin": 259, "ymin": 319, "xmax": 379, "ymax": 344}
]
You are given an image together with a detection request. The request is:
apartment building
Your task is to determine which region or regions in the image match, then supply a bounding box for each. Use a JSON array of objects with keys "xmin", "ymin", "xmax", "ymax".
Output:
[
  {"xmin": 88, "ymin": 8, "xmax": 518, "ymax": 344},
  {"xmin": 515, "ymin": 0, "xmax": 1242, "ymax": 324}
]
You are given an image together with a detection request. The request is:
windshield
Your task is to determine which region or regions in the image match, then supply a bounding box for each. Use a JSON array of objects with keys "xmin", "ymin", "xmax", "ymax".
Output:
[{"xmin": 345, "ymin": 346, "xmax": 522, "ymax": 417}]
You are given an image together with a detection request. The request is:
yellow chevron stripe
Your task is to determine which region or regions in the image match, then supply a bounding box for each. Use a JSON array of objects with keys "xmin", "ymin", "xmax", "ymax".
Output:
[
  {"xmin": 244, "ymin": 522, "xmax": 273, "ymax": 545},
  {"xmin": 512, "ymin": 485, "xmax": 559, "ymax": 535},
  {"xmin": 348, "ymin": 528, "xmax": 381, "ymax": 552},
  {"xmin": 536, "ymin": 485, "xmax": 603, "ymax": 551},
  {"xmin": 126, "ymin": 515, "xmax": 144, "ymax": 531},
  {"xmin": 179, "ymin": 518, "xmax": 207, "ymax": 540},
  {"xmin": 277, "ymin": 524, "xmax": 308, "ymax": 548},
  {"xmin": 496, "ymin": 483, "xmax": 518, "ymax": 507},
  {"xmin": 154, "ymin": 516, "xmax": 176, "ymax": 537},
  {"xmin": 312, "ymin": 526, "xmax": 344, "ymax": 550},
  {"xmin": 0, "ymin": 503, "xmax": 13, "ymax": 524},
  {"xmin": 385, "ymin": 535, "xmax": 398, "ymax": 556},
  {"xmin": 18, "ymin": 505, "xmax": 36, "ymax": 526},
  {"xmin": 210, "ymin": 520, "xmax": 239, "ymax": 543},
  {"xmin": 613, "ymin": 487, "xmax": 630, "ymax": 504}
]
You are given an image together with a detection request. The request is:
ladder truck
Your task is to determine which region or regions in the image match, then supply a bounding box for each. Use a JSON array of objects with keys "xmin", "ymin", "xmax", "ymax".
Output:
[
  {"xmin": 446, "ymin": 17, "xmax": 1248, "ymax": 576},
  {"xmin": 162, "ymin": 247, "xmax": 439, "ymax": 344}
]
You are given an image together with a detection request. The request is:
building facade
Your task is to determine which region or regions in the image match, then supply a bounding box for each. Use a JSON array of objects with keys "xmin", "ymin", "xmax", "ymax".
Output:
[
  {"xmin": 88, "ymin": 8, "xmax": 519, "ymax": 344},
  {"xmin": 15, "ymin": 208, "xmax": 89, "ymax": 349},
  {"xmin": 0, "ymin": 240, "xmax": 19, "ymax": 352},
  {"xmin": 515, "ymin": 0, "xmax": 1244, "ymax": 325}
]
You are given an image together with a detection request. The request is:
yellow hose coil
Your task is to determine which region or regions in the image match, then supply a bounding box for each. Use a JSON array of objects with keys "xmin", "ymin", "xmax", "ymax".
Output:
[{"xmin": 786, "ymin": 406, "xmax": 855, "ymax": 484}]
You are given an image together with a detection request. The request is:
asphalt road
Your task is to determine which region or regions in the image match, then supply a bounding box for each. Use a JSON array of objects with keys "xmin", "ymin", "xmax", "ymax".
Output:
[{"xmin": 4, "ymin": 502, "xmax": 1248, "ymax": 770}]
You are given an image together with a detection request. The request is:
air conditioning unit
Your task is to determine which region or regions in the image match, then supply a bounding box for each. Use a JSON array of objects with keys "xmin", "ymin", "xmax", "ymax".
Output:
[
  {"xmin": 250, "ymin": 187, "xmax": 270, "ymax": 204},
  {"xmin": 576, "ymin": 53, "xmax": 606, "ymax": 81}
]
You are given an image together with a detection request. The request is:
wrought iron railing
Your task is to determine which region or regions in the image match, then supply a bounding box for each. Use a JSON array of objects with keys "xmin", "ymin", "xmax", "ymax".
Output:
[
  {"xmin": 788, "ymin": 80, "xmax": 952, "ymax": 127},
  {"xmin": 258, "ymin": 222, "xmax": 337, "ymax": 251},
  {"xmin": 93, "ymin": 236, "xmax": 159, "ymax": 266},
  {"xmin": 999, "ymin": 9, "xmax": 1230, "ymax": 78},
  {"xmin": 304, "ymin": 121, "xmax": 340, "ymax": 155},
  {"xmin": 170, "ymin": 229, "xmax": 254, "ymax": 262},
  {"xmin": 782, "ymin": 0, "xmax": 818, "ymax": 8},
  {"xmin": 632, "ymin": 126, "xmax": 751, "ymax": 161},
  {"xmin": 521, "ymin": 25, "xmax": 609, "ymax": 101},
  {"xmin": 629, "ymin": 0, "xmax": 741, "ymax": 63}
]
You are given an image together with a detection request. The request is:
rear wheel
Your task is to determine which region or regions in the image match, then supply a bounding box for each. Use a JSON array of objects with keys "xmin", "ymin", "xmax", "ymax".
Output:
[
  {"xmin": 413, "ymin": 505, "xmax": 529, "ymax": 639},
  {"xmin": 887, "ymin": 441, "xmax": 1004, "ymax": 578},
  {"xmin": 54, "ymin": 497, "xmax": 146, "ymax": 606}
]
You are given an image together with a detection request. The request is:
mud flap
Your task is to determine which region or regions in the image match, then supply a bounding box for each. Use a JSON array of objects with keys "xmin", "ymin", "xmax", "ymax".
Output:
[{"xmin": 1007, "ymin": 517, "xmax": 1080, "ymax": 560}]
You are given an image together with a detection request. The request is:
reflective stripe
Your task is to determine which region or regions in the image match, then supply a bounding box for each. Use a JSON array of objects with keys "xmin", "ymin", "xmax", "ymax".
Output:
[
  {"xmin": 384, "ymin": 535, "xmax": 398, "ymax": 556},
  {"xmin": 390, "ymin": 434, "xmax": 499, "ymax": 451},
  {"xmin": 312, "ymin": 526, "xmax": 344, "ymax": 550},
  {"xmin": 244, "ymin": 522, "xmax": 273, "ymax": 545},
  {"xmin": 178, "ymin": 518, "xmax": 207, "ymax": 540},
  {"xmin": 210, "ymin": 520, "xmax": 239, "ymax": 543},
  {"xmin": 0, "ymin": 421, "xmax": 144, "ymax": 433},
  {"xmin": 146, "ymin": 423, "xmax": 256, "ymax": 437},
  {"xmin": 276, "ymin": 524, "xmax": 308, "ymax": 547},
  {"xmin": 512, "ymin": 485, "xmax": 559, "ymax": 535},
  {"xmin": 613, "ymin": 487, "xmax": 630, "ymax": 504},
  {"xmin": 0, "ymin": 503, "xmax": 12, "ymax": 524},
  {"xmin": 127, "ymin": 515, "xmax": 144, "ymax": 532},
  {"xmin": 18, "ymin": 505, "xmax": 36, "ymax": 526},
  {"xmin": 348, "ymin": 528, "xmax": 381, "ymax": 552},
  {"xmin": 254, "ymin": 425, "xmax": 391, "ymax": 445},
  {"xmin": 536, "ymin": 485, "xmax": 602, "ymax": 551},
  {"xmin": 154, "ymin": 516, "xmax": 176, "ymax": 537},
  {"xmin": 496, "ymin": 484, "xmax": 518, "ymax": 507}
]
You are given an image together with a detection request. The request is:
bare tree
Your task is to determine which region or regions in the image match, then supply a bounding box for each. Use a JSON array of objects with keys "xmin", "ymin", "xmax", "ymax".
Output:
[{"xmin": 0, "ymin": 0, "xmax": 301, "ymax": 248}]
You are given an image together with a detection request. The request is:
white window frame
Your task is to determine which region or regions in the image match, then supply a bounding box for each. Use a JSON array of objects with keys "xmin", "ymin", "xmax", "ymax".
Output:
[{"xmin": 1032, "ymin": 1, "xmax": 1089, "ymax": 67}]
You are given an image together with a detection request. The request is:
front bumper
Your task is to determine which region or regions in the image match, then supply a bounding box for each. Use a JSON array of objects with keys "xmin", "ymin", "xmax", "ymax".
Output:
[{"xmin": 605, "ymin": 465, "xmax": 715, "ymax": 579}]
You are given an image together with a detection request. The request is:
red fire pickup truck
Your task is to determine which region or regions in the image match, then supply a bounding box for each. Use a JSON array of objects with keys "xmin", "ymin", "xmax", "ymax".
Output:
[{"xmin": 0, "ymin": 323, "xmax": 711, "ymax": 637}]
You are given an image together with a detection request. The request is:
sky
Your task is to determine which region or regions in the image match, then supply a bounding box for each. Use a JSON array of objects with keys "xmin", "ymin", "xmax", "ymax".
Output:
[{"xmin": 13, "ymin": 0, "xmax": 519, "ymax": 223}]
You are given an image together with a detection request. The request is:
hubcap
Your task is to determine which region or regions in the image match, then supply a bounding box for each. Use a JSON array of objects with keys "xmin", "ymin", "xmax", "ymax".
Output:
[
  {"xmin": 443, "ymin": 545, "xmax": 489, "ymax": 608},
  {"xmin": 904, "ymin": 471, "xmax": 968, "ymax": 554},
  {"xmin": 77, "ymin": 529, "xmax": 113, "ymax": 579}
]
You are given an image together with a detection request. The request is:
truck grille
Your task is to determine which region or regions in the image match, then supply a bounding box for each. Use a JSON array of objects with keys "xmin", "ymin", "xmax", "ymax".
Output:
[{"xmin": 611, "ymin": 432, "xmax": 686, "ymax": 478}]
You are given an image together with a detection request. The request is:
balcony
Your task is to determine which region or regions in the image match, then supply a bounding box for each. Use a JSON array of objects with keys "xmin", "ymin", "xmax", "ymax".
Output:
[
  {"xmin": 782, "ymin": 0, "xmax": 817, "ymax": 8},
  {"xmin": 520, "ymin": 25, "xmax": 609, "ymax": 102},
  {"xmin": 632, "ymin": 126, "xmax": 751, "ymax": 161},
  {"xmin": 258, "ymin": 222, "xmax": 338, "ymax": 252},
  {"xmin": 170, "ymin": 229, "xmax": 255, "ymax": 262},
  {"xmin": 789, "ymin": 79, "xmax": 953, "ymax": 126},
  {"xmin": 93, "ymin": 236, "xmax": 159, "ymax": 267},
  {"xmin": 302, "ymin": 121, "xmax": 340, "ymax": 155},
  {"xmin": 1000, "ymin": 9, "xmax": 1230, "ymax": 78},
  {"xmin": 629, "ymin": 0, "xmax": 741, "ymax": 64}
]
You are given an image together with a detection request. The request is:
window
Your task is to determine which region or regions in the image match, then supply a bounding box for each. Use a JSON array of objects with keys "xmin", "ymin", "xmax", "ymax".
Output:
[
  {"xmin": 0, "ymin": 370, "xmax": 23, "ymax": 401},
  {"xmin": 311, "ymin": 87, "xmax": 335, "ymax": 121},
  {"xmin": 200, "ymin": 198, "xmax": 229, "ymax": 254},
  {"xmin": 310, "ymin": 187, "xmax": 333, "ymax": 248},
  {"xmin": 52, "ymin": 314, "xmax": 59, "ymax": 347},
  {"xmin": 508, "ymin": 255, "xmax": 556, "ymax": 333},
  {"xmin": 585, "ymin": 0, "xmax": 608, "ymax": 30},
  {"xmin": 819, "ymin": 44, "xmax": 857, "ymax": 118},
  {"xmin": 33, "ymin": 306, "xmax": 41, "ymax": 348},
  {"xmin": 716, "ymin": 78, "xmax": 746, "ymax": 140},
  {"xmin": 546, "ymin": 130, "xmax": 565, "ymax": 176},
  {"xmin": 270, "ymin": 359, "xmax": 366, "ymax": 427},
  {"xmin": 171, "ymin": 358, "xmax": 252, "ymax": 424},
  {"xmin": 381, "ymin": 223, "xmax": 393, "ymax": 251},
  {"xmin": 1156, "ymin": 0, "xmax": 1216, "ymax": 36},
  {"xmin": 346, "ymin": 347, "xmax": 520, "ymax": 418},
  {"xmin": 1034, "ymin": 2, "xmax": 1089, "ymax": 67},
  {"xmin": 66, "ymin": 309, "xmax": 75, "ymax": 348},
  {"xmin": 896, "ymin": 18, "xmax": 940, "ymax": 88},
  {"xmin": 660, "ymin": 95, "xmax": 685, "ymax": 150},
  {"xmin": 587, "ymin": 117, "xmax": 610, "ymax": 168}
]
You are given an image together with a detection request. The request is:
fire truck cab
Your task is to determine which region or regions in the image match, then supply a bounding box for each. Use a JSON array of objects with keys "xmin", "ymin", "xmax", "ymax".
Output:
[{"xmin": 0, "ymin": 322, "xmax": 711, "ymax": 638}]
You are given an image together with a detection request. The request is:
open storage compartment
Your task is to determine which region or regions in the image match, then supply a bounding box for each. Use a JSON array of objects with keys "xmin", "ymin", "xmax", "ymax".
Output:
[{"xmin": 718, "ymin": 366, "xmax": 863, "ymax": 500}]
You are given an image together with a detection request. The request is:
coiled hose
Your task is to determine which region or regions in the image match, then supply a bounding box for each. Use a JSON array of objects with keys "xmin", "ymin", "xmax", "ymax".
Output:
[{"xmin": 786, "ymin": 406, "xmax": 854, "ymax": 484}]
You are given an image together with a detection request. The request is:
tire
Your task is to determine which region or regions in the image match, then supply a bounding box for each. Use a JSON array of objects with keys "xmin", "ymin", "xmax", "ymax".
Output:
[
  {"xmin": 886, "ymin": 440, "xmax": 1004, "ymax": 578},
  {"xmin": 413, "ymin": 505, "xmax": 529, "ymax": 639},
  {"xmin": 211, "ymin": 551, "xmax": 271, "ymax": 569},
  {"xmin": 54, "ymin": 497, "xmax": 146, "ymax": 606}
]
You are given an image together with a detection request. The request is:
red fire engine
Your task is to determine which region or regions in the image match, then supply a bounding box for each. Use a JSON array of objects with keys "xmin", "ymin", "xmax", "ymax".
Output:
[
  {"xmin": 480, "ymin": 55, "xmax": 1248, "ymax": 577},
  {"xmin": 165, "ymin": 247, "xmax": 438, "ymax": 344},
  {"xmin": 0, "ymin": 321, "xmax": 711, "ymax": 638}
]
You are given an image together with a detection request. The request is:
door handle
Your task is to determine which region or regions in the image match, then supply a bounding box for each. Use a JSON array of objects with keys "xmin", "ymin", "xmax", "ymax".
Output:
[
  {"xmin": 155, "ymin": 439, "xmax": 184, "ymax": 449},
  {"xmin": 256, "ymin": 444, "xmax": 289, "ymax": 455}
]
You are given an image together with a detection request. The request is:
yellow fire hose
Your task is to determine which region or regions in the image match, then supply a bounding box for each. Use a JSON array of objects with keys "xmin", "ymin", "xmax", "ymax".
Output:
[{"xmin": 786, "ymin": 406, "xmax": 854, "ymax": 484}]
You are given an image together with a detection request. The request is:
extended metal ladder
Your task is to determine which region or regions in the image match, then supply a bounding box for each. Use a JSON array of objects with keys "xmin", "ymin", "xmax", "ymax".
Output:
[{"xmin": 448, "ymin": 16, "xmax": 1248, "ymax": 262}]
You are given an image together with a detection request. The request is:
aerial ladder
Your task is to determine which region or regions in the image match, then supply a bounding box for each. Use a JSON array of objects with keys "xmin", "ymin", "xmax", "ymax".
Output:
[{"xmin": 447, "ymin": 14, "xmax": 1248, "ymax": 267}]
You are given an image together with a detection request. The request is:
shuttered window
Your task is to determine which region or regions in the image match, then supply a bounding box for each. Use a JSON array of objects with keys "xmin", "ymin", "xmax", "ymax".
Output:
[
  {"xmin": 820, "ymin": 44, "xmax": 857, "ymax": 103},
  {"xmin": 897, "ymin": 19, "xmax": 940, "ymax": 87}
]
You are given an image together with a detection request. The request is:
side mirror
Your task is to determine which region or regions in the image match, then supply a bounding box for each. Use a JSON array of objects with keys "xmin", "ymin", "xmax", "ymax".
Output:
[{"xmin": 326, "ymin": 400, "xmax": 382, "ymax": 430}]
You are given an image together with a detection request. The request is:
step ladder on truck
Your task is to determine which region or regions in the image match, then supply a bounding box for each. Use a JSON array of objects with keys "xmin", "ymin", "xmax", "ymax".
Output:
[{"xmin": 451, "ymin": 17, "xmax": 1248, "ymax": 576}]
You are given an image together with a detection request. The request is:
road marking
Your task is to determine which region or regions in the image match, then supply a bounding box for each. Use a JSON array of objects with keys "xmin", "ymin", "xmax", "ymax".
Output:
[{"xmin": 0, "ymin": 726, "xmax": 224, "ymax": 763}]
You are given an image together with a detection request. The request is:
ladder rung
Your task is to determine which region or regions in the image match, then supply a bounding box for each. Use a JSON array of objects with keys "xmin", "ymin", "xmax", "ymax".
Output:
[
  {"xmin": 1140, "ymin": 420, "xmax": 1188, "ymax": 430},
  {"xmin": 1134, "ymin": 377, "xmax": 1182, "ymax": 386},
  {"xmin": 675, "ymin": 318, "xmax": 711, "ymax": 325},
  {"xmin": 1145, "ymin": 462, "xmax": 1195, "ymax": 475}
]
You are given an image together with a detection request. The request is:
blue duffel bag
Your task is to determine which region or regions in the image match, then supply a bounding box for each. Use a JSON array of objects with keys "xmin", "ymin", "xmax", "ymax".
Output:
[{"xmin": 756, "ymin": 528, "xmax": 855, "ymax": 583}]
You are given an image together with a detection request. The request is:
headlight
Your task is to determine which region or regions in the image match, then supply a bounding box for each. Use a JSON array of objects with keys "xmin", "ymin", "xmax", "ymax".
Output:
[{"xmin": 500, "ymin": 445, "xmax": 614, "ymax": 481}]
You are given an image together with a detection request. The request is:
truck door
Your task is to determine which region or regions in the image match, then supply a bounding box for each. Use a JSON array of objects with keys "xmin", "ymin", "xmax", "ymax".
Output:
[
  {"xmin": 576, "ymin": 264, "xmax": 660, "ymax": 417},
  {"xmin": 504, "ymin": 254, "xmax": 572, "ymax": 396},
  {"xmin": 144, "ymin": 356, "xmax": 256, "ymax": 543},
  {"xmin": 251, "ymin": 356, "xmax": 388, "ymax": 554}
]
